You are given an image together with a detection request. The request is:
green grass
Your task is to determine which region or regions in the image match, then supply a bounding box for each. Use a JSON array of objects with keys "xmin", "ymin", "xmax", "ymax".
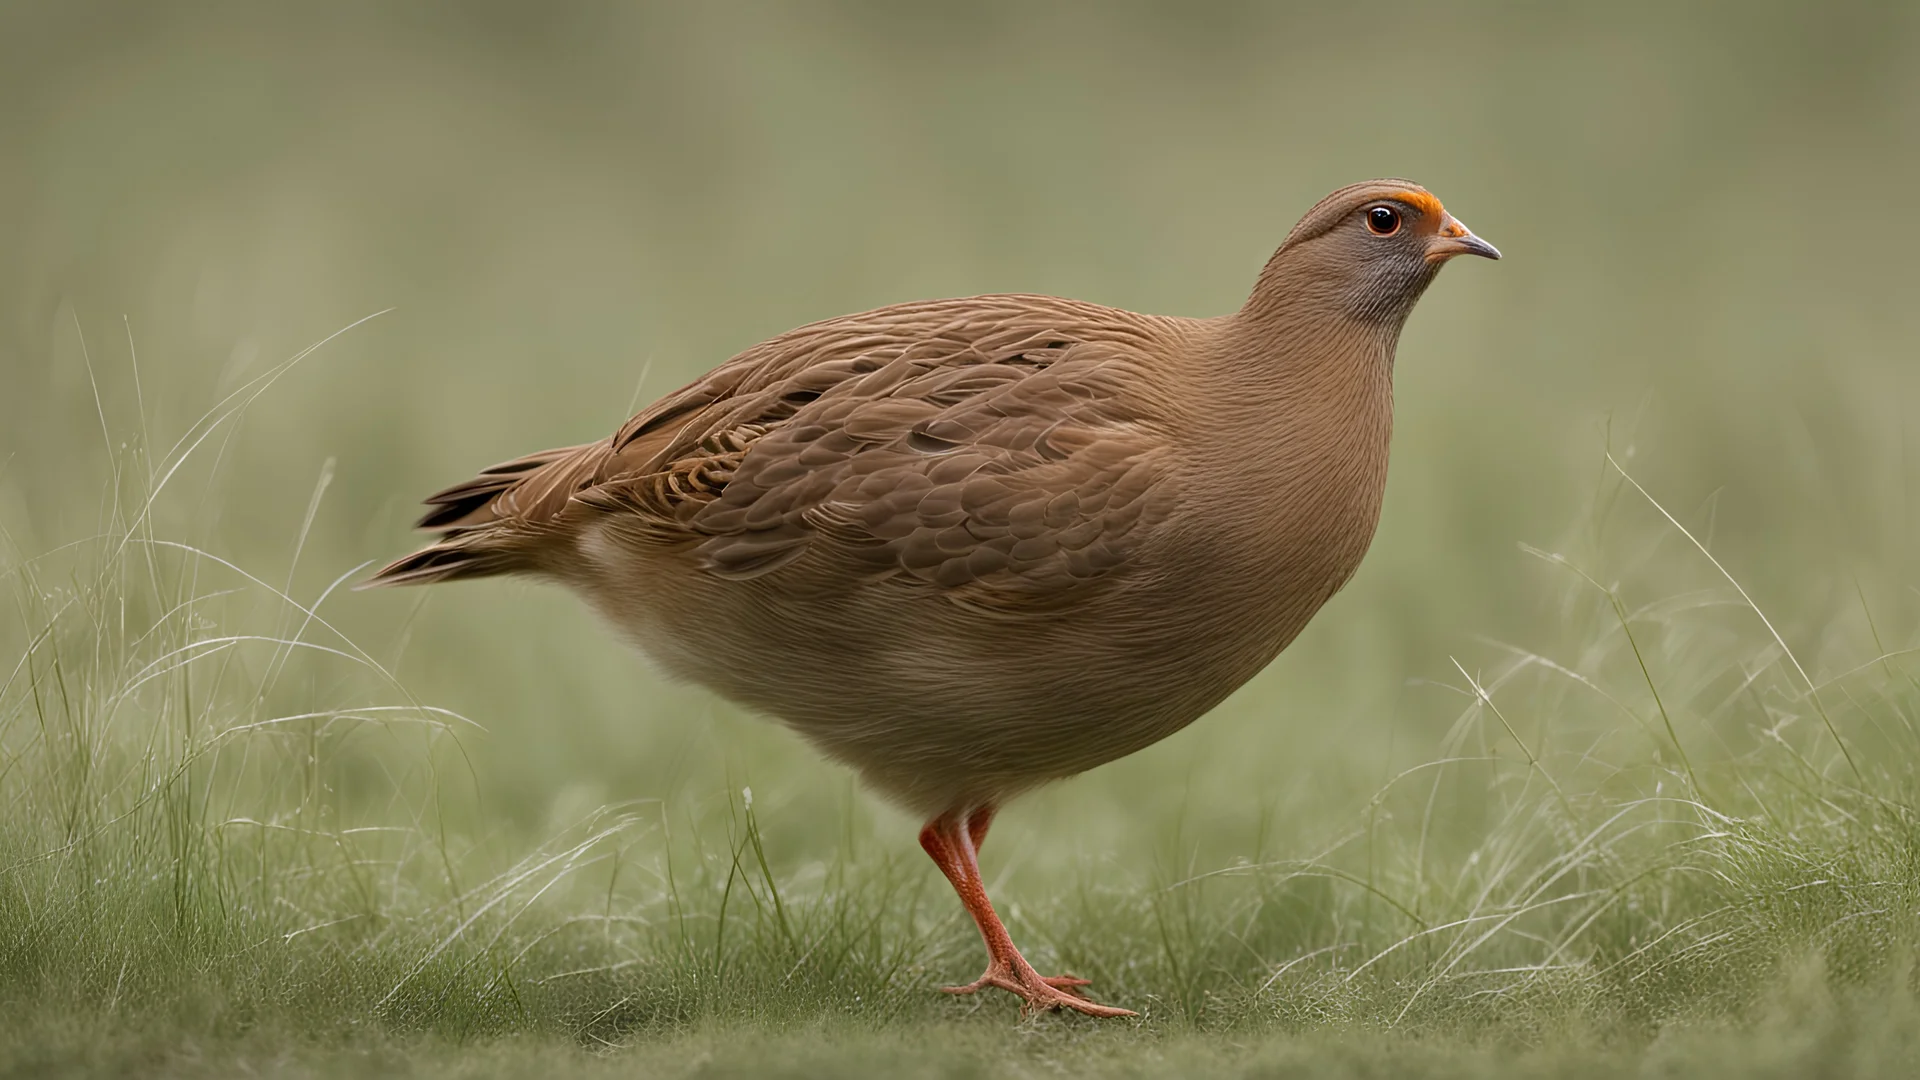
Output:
[{"xmin": 3, "ymin": 328, "xmax": 1919, "ymax": 1078}]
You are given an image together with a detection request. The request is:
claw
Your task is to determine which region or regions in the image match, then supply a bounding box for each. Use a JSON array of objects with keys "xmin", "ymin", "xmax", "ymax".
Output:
[{"xmin": 941, "ymin": 965, "xmax": 1135, "ymax": 1018}]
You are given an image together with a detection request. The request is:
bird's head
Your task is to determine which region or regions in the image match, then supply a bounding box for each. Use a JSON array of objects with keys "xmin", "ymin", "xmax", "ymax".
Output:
[{"xmin": 1250, "ymin": 178, "xmax": 1499, "ymax": 329}]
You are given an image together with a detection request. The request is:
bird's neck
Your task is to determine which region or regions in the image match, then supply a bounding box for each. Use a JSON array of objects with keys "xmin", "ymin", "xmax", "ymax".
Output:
[
  {"xmin": 1176, "ymin": 283, "xmax": 1401, "ymax": 591},
  {"xmin": 1201, "ymin": 295, "xmax": 1400, "ymax": 444}
]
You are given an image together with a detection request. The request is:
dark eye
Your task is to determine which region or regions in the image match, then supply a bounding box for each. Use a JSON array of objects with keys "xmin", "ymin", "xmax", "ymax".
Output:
[{"xmin": 1366, "ymin": 205, "xmax": 1401, "ymax": 235}]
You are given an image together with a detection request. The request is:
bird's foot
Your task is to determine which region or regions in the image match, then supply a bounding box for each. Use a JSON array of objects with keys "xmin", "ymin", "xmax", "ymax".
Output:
[{"xmin": 942, "ymin": 965, "xmax": 1134, "ymax": 1018}]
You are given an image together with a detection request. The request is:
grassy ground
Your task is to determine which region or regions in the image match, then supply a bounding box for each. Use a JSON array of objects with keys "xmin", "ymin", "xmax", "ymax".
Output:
[{"xmin": 3, "ymin": 334, "xmax": 1918, "ymax": 1078}]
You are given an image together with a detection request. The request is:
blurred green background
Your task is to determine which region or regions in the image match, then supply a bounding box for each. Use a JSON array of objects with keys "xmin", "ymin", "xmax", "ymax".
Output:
[{"xmin": 4, "ymin": 0, "xmax": 1919, "ymax": 876}]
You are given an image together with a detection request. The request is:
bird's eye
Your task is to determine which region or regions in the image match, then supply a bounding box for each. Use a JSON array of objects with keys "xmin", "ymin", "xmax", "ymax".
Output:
[{"xmin": 1366, "ymin": 205, "xmax": 1401, "ymax": 236}]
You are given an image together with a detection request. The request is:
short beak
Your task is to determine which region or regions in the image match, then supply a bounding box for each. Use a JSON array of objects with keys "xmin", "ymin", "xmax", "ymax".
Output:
[{"xmin": 1426, "ymin": 215, "xmax": 1501, "ymax": 263}]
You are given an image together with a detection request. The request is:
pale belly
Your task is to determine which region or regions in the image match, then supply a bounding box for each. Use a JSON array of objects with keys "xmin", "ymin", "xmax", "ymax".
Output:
[{"xmin": 570, "ymin": 523, "xmax": 1360, "ymax": 818}]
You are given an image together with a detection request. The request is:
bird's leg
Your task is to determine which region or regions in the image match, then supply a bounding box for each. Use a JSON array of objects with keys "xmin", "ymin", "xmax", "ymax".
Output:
[
  {"xmin": 964, "ymin": 803, "xmax": 996, "ymax": 852},
  {"xmin": 918, "ymin": 809, "xmax": 1132, "ymax": 1018},
  {"xmin": 959, "ymin": 804, "xmax": 1092, "ymax": 995}
]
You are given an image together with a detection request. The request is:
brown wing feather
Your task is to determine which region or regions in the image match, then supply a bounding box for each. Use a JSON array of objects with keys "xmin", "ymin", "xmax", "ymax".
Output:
[{"xmin": 365, "ymin": 295, "xmax": 1176, "ymax": 600}]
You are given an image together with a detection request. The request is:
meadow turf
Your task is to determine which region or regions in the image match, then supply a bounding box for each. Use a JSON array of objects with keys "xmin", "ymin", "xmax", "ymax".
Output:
[{"xmin": 2, "ymin": 329, "xmax": 1918, "ymax": 1079}]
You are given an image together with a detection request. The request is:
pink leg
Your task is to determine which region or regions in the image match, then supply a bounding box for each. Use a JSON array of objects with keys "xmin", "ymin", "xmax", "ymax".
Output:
[
  {"xmin": 919, "ymin": 808, "xmax": 1132, "ymax": 1018},
  {"xmin": 965, "ymin": 804, "xmax": 996, "ymax": 853},
  {"xmin": 960, "ymin": 805, "xmax": 1091, "ymax": 995}
]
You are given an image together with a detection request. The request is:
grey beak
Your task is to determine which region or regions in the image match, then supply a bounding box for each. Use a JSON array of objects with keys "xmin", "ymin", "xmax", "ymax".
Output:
[{"xmin": 1428, "ymin": 215, "xmax": 1501, "ymax": 262}]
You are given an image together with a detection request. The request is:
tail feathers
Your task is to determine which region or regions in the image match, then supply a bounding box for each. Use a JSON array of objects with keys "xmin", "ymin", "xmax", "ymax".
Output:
[
  {"xmin": 414, "ymin": 445, "xmax": 581, "ymax": 530},
  {"xmin": 357, "ymin": 529, "xmax": 538, "ymax": 589}
]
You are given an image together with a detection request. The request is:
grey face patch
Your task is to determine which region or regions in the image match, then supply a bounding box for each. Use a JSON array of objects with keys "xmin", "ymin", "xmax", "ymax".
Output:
[{"xmin": 1346, "ymin": 253, "xmax": 1439, "ymax": 326}]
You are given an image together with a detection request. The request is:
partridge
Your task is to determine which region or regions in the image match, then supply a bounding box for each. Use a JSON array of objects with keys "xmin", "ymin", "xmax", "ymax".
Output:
[{"xmin": 366, "ymin": 179, "xmax": 1499, "ymax": 1017}]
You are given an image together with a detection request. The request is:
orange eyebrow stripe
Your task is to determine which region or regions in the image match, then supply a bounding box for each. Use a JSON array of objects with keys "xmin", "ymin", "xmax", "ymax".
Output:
[{"xmin": 1386, "ymin": 189, "xmax": 1445, "ymax": 218}]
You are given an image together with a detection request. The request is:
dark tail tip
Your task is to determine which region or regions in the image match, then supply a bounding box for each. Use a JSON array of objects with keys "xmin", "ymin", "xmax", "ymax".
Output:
[{"xmin": 356, "ymin": 535, "xmax": 526, "ymax": 590}]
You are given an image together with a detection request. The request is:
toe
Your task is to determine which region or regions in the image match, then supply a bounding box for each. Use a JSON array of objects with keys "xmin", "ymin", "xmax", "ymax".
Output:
[
  {"xmin": 1062, "ymin": 998, "xmax": 1138, "ymax": 1019},
  {"xmin": 939, "ymin": 966, "xmax": 1131, "ymax": 1018},
  {"xmin": 1026, "ymin": 984, "xmax": 1136, "ymax": 1019}
]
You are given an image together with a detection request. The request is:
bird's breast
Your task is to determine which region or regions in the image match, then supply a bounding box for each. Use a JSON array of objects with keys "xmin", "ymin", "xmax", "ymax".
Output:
[{"xmin": 1155, "ymin": 377, "xmax": 1395, "ymax": 680}]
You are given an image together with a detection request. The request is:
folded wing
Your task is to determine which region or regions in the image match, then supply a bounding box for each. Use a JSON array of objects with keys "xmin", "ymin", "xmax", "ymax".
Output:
[{"xmin": 366, "ymin": 297, "xmax": 1175, "ymax": 608}]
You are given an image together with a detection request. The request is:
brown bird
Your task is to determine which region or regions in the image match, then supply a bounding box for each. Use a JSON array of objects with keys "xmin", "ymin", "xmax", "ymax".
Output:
[{"xmin": 365, "ymin": 179, "xmax": 1498, "ymax": 1017}]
